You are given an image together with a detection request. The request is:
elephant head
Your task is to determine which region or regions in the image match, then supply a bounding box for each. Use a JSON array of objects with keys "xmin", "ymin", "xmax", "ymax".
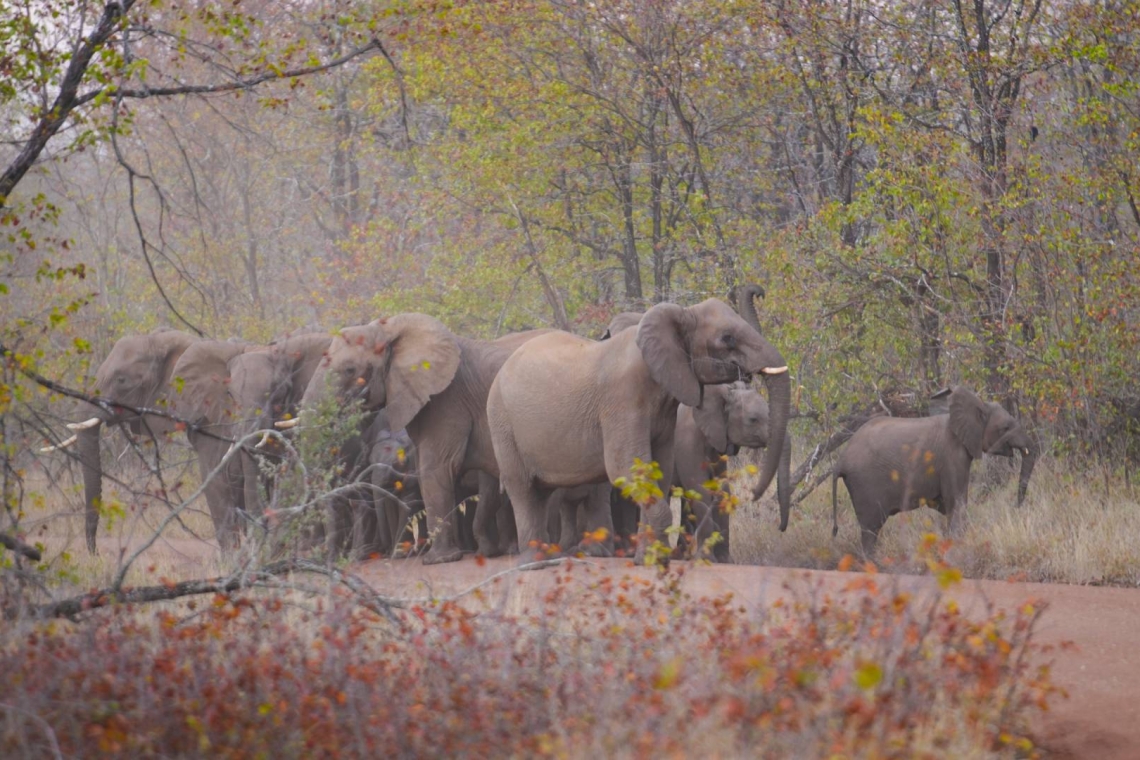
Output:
[
  {"xmin": 303, "ymin": 314, "xmax": 461, "ymax": 432},
  {"xmin": 228, "ymin": 333, "xmax": 333, "ymax": 517},
  {"xmin": 691, "ymin": 382, "xmax": 793, "ymax": 531},
  {"xmin": 60, "ymin": 329, "xmax": 198, "ymax": 553},
  {"xmin": 636, "ymin": 298, "xmax": 790, "ymax": 504},
  {"xmin": 938, "ymin": 386, "xmax": 1036, "ymax": 506}
]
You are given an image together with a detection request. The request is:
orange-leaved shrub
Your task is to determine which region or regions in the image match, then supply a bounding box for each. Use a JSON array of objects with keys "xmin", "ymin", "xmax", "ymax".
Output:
[{"xmin": 0, "ymin": 556, "xmax": 1059, "ymax": 758}]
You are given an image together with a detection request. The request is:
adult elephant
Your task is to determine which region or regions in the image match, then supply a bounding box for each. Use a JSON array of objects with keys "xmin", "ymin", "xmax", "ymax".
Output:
[
  {"xmin": 673, "ymin": 382, "xmax": 791, "ymax": 562},
  {"xmin": 831, "ymin": 385, "xmax": 1037, "ymax": 555},
  {"xmin": 227, "ymin": 332, "xmax": 333, "ymax": 519},
  {"xmin": 286, "ymin": 315, "xmax": 550, "ymax": 564},
  {"xmin": 41, "ymin": 329, "xmax": 198, "ymax": 554},
  {"xmin": 169, "ymin": 340, "xmax": 263, "ymax": 551},
  {"xmin": 488, "ymin": 298, "xmax": 790, "ymax": 563}
]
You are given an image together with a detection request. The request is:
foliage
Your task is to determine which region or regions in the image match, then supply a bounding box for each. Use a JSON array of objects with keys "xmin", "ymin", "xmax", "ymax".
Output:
[{"xmin": 0, "ymin": 555, "xmax": 1058, "ymax": 758}]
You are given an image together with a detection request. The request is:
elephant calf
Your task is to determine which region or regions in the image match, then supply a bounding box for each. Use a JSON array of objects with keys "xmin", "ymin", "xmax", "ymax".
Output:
[
  {"xmin": 673, "ymin": 382, "xmax": 791, "ymax": 562},
  {"xmin": 831, "ymin": 386, "xmax": 1036, "ymax": 555}
]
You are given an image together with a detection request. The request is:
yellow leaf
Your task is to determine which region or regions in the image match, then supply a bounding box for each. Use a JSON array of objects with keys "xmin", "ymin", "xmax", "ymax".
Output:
[
  {"xmin": 654, "ymin": 658, "xmax": 681, "ymax": 690},
  {"xmin": 853, "ymin": 661, "xmax": 883, "ymax": 690}
]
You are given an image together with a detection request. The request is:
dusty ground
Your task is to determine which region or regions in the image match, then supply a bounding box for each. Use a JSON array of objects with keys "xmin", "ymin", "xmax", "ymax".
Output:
[{"xmin": 353, "ymin": 555, "xmax": 1140, "ymax": 760}]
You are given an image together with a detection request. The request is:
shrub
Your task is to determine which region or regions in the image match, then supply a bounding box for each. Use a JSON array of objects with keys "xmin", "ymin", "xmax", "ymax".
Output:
[{"xmin": 0, "ymin": 549, "xmax": 1059, "ymax": 758}]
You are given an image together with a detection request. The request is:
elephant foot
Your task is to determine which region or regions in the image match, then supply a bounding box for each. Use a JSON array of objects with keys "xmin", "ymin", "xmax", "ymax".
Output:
[
  {"xmin": 570, "ymin": 542, "xmax": 613, "ymax": 559},
  {"xmin": 421, "ymin": 546, "xmax": 465, "ymax": 565},
  {"xmin": 476, "ymin": 542, "xmax": 505, "ymax": 559}
]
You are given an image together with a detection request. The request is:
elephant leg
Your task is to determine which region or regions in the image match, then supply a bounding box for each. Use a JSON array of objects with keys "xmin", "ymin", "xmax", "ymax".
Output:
[
  {"xmin": 496, "ymin": 496, "xmax": 518, "ymax": 555},
  {"xmin": 857, "ymin": 506, "xmax": 886, "ymax": 558},
  {"xmin": 419, "ymin": 455, "xmax": 464, "ymax": 565},
  {"xmin": 675, "ymin": 497, "xmax": 695, "ymax": 558},
  {"xmin": 352, "ymin": 491, "xmax": 382, "ymax": 559},
  {"xmin": 545, "ymin": 489, "xmax": 574, "ymax": 548},
  {"xmin": 240, "ymin": 449, "xmax": 264, "ymax": 520},
  {"xmin": 473, "ymin": 472, "xmax": 505, "ymax": 557},
  {"xmin": 610, "ymin": 490, "xmax": 639, "ymax": 556},
  {"xmin": 324, "ymin": 495, "xmax": 350, "ymax": 562},
  {"xmin": 191, "ymin": 432, "xmax": 243, "ymax": 552},
  {"xmin": 576, "ymin": 483, "xmax": 615, "ymax": 557}
]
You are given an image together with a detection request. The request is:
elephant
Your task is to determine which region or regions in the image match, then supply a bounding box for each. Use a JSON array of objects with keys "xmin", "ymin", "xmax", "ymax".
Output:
[
  {"xmin": 673, "ymin": 381, "xmax": 792, "ymax": 562},
  {"xmin": 41, "ymin": 328, "xmax": 199, "ymax": 553},
  {"xmin": 831, "ymin": 385, "xmax": 1037, "ymax": 555},
  {"xmin": 227, "ymin": 332, "xmax": 333, "ymax": 519},
  {"xmin": 287, "ymin": 314, "xmax": 550, "ymax": 564},
  {"xmin": 168, "ymin": 339, "xmax": 262, "ymax": 551},
  {"xmin": 368, "ymin": 413, "xmax": 425, "ymax": 556},
  {"xmin": 488, "ymin": 298, "xmax": 791, "ymax": 563}
]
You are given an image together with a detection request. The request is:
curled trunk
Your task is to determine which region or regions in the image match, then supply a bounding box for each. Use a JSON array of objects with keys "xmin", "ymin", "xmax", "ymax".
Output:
[{"xmin": 735, "ymin": 284, "xmax": 766, "ymax": 336}]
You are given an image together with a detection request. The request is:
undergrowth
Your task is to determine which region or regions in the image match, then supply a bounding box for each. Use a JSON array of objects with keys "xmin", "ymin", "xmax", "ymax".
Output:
[{"xmin": 0, "ymin": 541, "xmax": 1060, "ymax": 758}]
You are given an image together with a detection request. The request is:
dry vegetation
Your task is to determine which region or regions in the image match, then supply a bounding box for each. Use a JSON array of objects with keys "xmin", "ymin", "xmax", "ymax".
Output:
[
  {"xmin": 731, "ymin": 452, "xmax": 1140, "ymax": 587},
  {"xmin": 1, "ymin": 558, "xmax": 1059, "ymax": 758}
]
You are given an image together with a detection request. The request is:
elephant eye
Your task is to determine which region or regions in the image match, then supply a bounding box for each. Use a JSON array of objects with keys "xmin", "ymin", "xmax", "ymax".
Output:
[{"xmin": 722, "ymin": 332, "xmax": 736, "ymax": 348}]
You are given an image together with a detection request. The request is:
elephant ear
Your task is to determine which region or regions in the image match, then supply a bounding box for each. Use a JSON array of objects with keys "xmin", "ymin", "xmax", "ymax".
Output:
[
  {"xmin": 948, "ymin": 386, "xmax": 989, "ymax": 459},
  {"xmin": 383, "ymin": 314, "xmax": 461, "ymax": 431},
  {"xmin": 637, "ymin": 303, "xmax": 701, "ymax": 408},
  {"xmin": 928, "ymin": 387, "xmax": 952, "ymax": 416},
  {"xmin": 691, "ymin": 385, "xmax": 729, "ymax": 452}
]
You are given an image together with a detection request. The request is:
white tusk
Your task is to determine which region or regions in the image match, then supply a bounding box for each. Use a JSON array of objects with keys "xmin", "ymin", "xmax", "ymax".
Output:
[
  {"xmin": 40, "ymin": 434, "xmax": 78, "ymax": 453},
  {"xmin": 1023, "ymin": 448, "xmax": 1030, "ymax": 456},
  {"xmin": 760, "ymin": 366, "xmax": 789, "ymax": 375},
  {"xmin": 66, "ymin": 417, "xmax": 102, "ymax": 431},
  {"xmin": 275, "ymin": 418, "xmax": 301, "ymax": 430},
  {"xmin": 255, "ymin": 431, "xmax": 273, "ymax": 448}
]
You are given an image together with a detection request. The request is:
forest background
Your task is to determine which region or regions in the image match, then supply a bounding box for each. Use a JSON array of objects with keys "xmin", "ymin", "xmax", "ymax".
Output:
[{"xmin": 3, "ymin": 0, "xmax": 1139, "ymax": 476}]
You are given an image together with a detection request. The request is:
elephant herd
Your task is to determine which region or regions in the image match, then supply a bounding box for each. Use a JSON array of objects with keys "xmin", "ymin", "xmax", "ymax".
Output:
[{"xmin": 40, "ymin": 285, "xmax": 1036, "ymax": 565}]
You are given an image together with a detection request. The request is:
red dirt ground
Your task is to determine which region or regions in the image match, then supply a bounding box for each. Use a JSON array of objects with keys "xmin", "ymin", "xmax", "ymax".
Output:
[{"xmin": 354, "ymin": 555, "xmax": 1140, "ymax": 759}]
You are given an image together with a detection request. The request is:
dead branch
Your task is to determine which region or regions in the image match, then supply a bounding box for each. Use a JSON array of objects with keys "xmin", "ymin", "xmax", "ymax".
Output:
[{"xmin": 0, "ymin": 534, "xmax": 42, "ymax": 562}]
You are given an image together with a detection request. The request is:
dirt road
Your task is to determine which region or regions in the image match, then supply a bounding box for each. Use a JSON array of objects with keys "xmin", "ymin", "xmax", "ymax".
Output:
[{"xmin": 354, "ymin": 556, "xmax": 1140, "ymax": 759}]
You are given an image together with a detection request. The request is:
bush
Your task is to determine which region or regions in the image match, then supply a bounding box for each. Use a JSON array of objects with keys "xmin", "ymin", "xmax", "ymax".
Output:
[{"xmin": 0, "ymin": 549, "xmax": 1059, "ymax": 758}]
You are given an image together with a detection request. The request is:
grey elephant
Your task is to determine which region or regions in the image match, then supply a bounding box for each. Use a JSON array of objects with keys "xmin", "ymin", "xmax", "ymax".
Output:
[
  {"xmin": 831, "ymin": 385, "xmax": 1037, "ymax": 555},
  {"xmin": 488, "ymin": 298, "xmax": 791, "ymax": 563},
  {"xmin": 168, "ymin": 339, "xmax": 263, "ymax": 551},
  {"xmin": 227, "ymin": 332, "xmax": 333, "ymax": 519},
  {"xmin": 673, "ymin": 381, "xmax": 791, "ymax": 562},
  {"xmin": 368, "ymin": 412, "xmax": 424, "ymax": 556},
  {"xmin": 286, "ymin": 314, "xmax": 550, "ymax": 564},
  {"xmin": 40, "ymin": 329, "xmax": 199, "ymax": 553}
]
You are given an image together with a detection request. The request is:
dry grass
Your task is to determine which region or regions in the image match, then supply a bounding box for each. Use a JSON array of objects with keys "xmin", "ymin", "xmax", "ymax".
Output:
[{"xmin": 732, "ymin": 452, "xmax": 1140, "ymax": 586}]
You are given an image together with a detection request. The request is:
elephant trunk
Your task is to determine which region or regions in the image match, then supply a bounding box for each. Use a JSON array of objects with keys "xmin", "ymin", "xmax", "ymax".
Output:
[
  {"xmin": 738, "ymin": 282, "xmax": 790, "ymax": 507},
  {"xmin": 753, "ymin": 367, "xmax": 790, "ymax": 503},
  {"xmin": 736, "ymin": 283, "xmax": 766, "ymax": 336},
  {"xmin": 777, "ymin": 430, "xmax": 792, "ymax": 532},
  {"xmin": 77, "ymin": 422, "xmax": 103, "ymax": 554},
  {"xmin": 1017, "ymin": 445, "xmax": 1037, "ymax": 507}
]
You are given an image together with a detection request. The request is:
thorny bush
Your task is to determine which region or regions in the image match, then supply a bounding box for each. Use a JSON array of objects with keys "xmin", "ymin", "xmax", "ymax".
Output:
[{"xmin": 0, "ymin": 546, "xmax": 1061, "ymax": 758}]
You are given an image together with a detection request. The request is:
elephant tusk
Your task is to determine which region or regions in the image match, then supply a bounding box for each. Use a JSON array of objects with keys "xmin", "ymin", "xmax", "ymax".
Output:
[
  {"xmin": 255, "ymin": 431, "xmax": 273, "ymax": 448},
  {"xmin": 760, "ymin": 366, "xmax": 788, "ymax": 375},
  {"xmin": 40, "ymin": 434, "xmax": 78, "ymax": 453},
  {"xmin": 275, "ymin": 418, "xmax": 301, "ymax": 430},
  {"xmin": 66, "ymin": 417, "xmax": 102, "ymax": 431},
  {"xmin": 1023, "ymin": 447, "xmax": 1030, "ymax": 456}
]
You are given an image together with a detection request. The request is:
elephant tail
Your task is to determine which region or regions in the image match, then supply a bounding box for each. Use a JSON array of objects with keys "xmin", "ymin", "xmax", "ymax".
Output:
[{"xmin": 831, "ymin": 466, "xmax": 840, "ymax": 539}]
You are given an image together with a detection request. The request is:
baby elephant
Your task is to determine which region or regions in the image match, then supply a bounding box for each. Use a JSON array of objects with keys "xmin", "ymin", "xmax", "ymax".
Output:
[
  {"xmin": 831, "ymin": 386, "xmax": 1036, "ymax": 555},
  {"xmin": 673, "ymin": 382, "xmax": 791, "ymax": 562}
]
